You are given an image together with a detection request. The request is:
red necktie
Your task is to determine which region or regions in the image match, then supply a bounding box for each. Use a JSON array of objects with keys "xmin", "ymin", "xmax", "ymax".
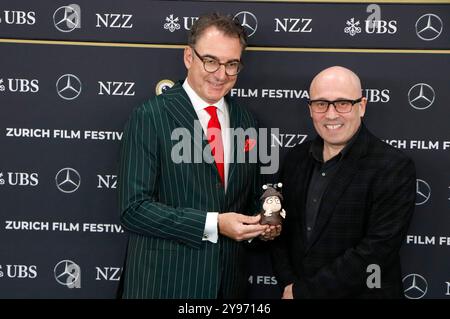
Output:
[{"xmin": 205, "ymin": 106, "xmax": 224, "ymax": 185}]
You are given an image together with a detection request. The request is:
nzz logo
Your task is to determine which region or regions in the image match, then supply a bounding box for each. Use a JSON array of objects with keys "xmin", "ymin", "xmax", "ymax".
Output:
[
  {"xmin": 96, "ymin": 13, "xmax": 133, "ymax": 28},
  {"xmin": 97, "ymin": 174, "xmax": 117, "ymax": 189},
  {"xmin": 274, "ymin": 17, "xmax": 312, "ymax": 33},
  {"xmin": 95, "ymin": 267, "xmax": 122, "ymax": 281},
  {"xmin": 98, "ymin": 81, "xmax": 135, "ymax": 96}
]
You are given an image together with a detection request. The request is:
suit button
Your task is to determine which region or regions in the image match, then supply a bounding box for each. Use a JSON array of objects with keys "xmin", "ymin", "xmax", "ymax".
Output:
[
  {"xmin": 307, "ymin": 227, "xmax": 312, "ymax": 232},
  {"xmin": 216, "ymin": 183, "xmax": 222, "ymax": 189}
]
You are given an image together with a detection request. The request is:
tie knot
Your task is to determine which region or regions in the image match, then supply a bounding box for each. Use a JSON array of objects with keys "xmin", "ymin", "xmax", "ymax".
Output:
[{"xmin": 205, "ymin": 105, "xmax": 218, "ymax": 118}]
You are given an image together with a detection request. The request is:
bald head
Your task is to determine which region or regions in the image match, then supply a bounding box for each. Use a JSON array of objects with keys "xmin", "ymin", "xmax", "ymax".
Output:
[{"xmin": 309, "ymin": 66, "xmax": 362, "ymax": 99}]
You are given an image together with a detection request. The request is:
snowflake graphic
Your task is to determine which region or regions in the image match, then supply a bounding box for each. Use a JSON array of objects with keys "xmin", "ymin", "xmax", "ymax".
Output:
[
  {"xmin": 164, "ymin": 14, "xmax": 181, "ymax": 33},
  {"xmin": 344, "ymin": 18, "xmax": 362, "ymax": 36},
  {"xmin": 0, "ymin": 79, "xmax": 5, "ymax": 92}
]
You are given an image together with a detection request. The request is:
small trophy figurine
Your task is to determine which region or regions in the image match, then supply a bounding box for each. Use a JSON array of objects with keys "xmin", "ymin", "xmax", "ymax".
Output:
[{"xmin": 260, "ymin": 183, "xmax": 286, "ymax": 225}]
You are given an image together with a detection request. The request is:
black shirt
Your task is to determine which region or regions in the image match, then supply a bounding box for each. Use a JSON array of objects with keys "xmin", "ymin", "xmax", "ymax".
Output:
[{"xmin": 305, "ymin": 126, "xmax": 362, "ymax": 241}]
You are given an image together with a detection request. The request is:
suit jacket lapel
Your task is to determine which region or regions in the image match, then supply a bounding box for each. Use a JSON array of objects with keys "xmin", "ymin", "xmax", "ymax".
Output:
[
  {"xmin": 295, "ymin": 155, "xmax": 315, "ymax": 249},
  {"xmin": 225, "ymin": 97, "xmax": 260, "ymax": 204},
  {"xmin": 163, "ymin": 82, "xmax": 220, "ymax": 180},
  {"xmin": 226, "ymin": 97, "xmax": 240, "ymax": 193},
  {"xmin": 305, "ymin": 125, "xmax": 369, "ymax": 253}
]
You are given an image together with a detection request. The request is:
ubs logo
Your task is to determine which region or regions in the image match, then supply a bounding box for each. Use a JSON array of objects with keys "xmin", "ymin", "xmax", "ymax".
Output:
[
  {"xmin": 0, "ymin": 10, "xmax": 35, "ymax": 25},
  {"xmin": 0, "ymin": 172, "xmax": 38, "ymax": 186},
  {"xmin": 164, "ymin": 14, "xmax": 180, "ymax": 32},
  {"xmin": 163, "ymin": 14, "xmax": 198, "ymax": 31},
  {"xmin": 0, "ymin": 78, "xmax": 39, "ymax": 93},
  {"xmin": 0, "ymin": 264, "xmax": 37, "ymax": 279},
  {"xmin": 344, "ymin": 17, "xmax": 397, "ymax": 36},
  {"xmin": 344, "ymin": 18, "xmax": 361, "ymax": 36}
]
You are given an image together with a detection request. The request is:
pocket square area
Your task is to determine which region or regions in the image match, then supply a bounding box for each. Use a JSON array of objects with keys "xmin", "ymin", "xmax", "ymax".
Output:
[{"xmin": 244, "ymin": 138, "xmax": 256, "ymax": 152}]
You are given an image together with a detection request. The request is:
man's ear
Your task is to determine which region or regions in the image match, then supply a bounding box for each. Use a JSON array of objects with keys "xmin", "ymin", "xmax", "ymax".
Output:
[
  {"xmin": 184, "ymin": 46, "xmax": 193, "ymax": 69},
  {"xmin": 359, "ymin": 97, "xmax": 367, "ymax": 118}
]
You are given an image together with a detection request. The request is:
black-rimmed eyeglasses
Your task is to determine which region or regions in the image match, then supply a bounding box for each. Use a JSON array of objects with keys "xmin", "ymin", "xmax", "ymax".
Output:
[
  {"xmin": 308, "ymin": 97, "xmax": 363, "ymax": 113},
  {"xmin": 191, "ymin": 47, "xmax": 243, "ymax": 76}
]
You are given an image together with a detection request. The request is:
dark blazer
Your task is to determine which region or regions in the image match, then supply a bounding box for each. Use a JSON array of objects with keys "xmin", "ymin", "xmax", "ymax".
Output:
[
  {"xmin": 271, "ymin": 124, "xmax": 416, "ymax": 298},
  {"xmin": 118, "ymin": 82, "xmax": 260, "ymax": 299}
]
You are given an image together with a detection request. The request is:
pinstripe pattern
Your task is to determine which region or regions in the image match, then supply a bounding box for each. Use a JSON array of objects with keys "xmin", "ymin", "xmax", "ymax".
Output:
[
  {"xmin": 271, "ymin": 124, "xmax": 416, "ymax": 298},
  {"xmin": 118, "ymin": 82, "xmax": 259, "ymax": 298}
]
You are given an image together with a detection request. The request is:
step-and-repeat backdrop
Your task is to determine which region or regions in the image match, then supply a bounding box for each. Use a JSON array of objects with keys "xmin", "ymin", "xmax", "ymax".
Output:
[{"xmin": 0, "ymin": 0, "xmax": 449, "ymax": 298}]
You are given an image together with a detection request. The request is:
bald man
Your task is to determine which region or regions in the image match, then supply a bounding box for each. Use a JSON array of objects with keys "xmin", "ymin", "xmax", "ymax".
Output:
[{"xmin": 271, "ymin": 66, "xmax": 416, "ymax": 298}]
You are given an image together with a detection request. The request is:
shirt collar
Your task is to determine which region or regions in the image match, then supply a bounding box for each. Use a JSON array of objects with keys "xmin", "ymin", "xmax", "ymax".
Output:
[{"xmin": 182, "ymin": 79, "xmax": 225, "ymax": 113}]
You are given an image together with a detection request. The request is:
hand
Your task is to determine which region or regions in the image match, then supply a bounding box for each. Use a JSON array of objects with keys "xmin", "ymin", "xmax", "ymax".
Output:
[
  {"xmin": 282, "ymin": 283, "xmax": 294, "ymax": 299},
  {"xmin": 218, "ymin": 213, "xmax": 268, "ymax": 241},
  {"xmin": 259, "ymin": 224, "xmax": 282, "ymax": 241}
]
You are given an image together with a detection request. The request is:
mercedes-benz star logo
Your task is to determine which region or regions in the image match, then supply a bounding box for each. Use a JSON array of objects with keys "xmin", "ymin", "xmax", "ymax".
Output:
[
  {"xmin": 53, "ymin": 5, "xmax": 81, "ymax": 33},
  {"xmin": 54, "ymin": 260, "xmax": 81, "ymax": 288},
  {"xmin": 234, "ymin": 11, "xmax": 258, "ymax": 37},
  {"xmin": 415, "ymin": 13, "xmax": 443, "ymax": 41},
  {"xmin": 416, "ymin": 179, "xmax": 431, "ymax": 206},
  {"xmin": 55, "ymin": 168, "xmax": 81, "ymax": 193},
  {"xmin": 403, "ymin": 273, "xmax": 428, "ymax": 299},
  {"xmin": 408, "ymin": 83, "xmax": 435, "ymax": 110},
  {"xmin": 56, "ymin": 74, "xmax": 82, "ymax": 100}
]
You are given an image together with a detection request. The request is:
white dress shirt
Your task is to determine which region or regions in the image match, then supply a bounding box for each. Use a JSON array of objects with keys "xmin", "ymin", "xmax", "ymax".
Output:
[{"xmin": 183, "ymin": 79, "xmax": 231, "ymax": 243}]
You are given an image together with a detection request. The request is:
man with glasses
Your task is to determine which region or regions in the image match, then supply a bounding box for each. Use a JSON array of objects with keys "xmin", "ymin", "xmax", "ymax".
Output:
[
  {"xmin": 118, "ymin": 13, "xmax": 278, "ymax": 299},
  {"xmin": 271, "ymin": 66, "xmax": 416, "ymax": 298}
]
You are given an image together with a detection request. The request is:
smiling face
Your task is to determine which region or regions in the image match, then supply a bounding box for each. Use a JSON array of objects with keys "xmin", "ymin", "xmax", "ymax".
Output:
[
  {"xmin": 263, "ymin": 196, "xmax": 282, "ymax": 212},
  {"xmin": 184, "ymin": 26, "xmax": 242, "ymax": 104},
  {"xmin": 309, "ymin": 66, "xmax": 367, "ymax": 153}
]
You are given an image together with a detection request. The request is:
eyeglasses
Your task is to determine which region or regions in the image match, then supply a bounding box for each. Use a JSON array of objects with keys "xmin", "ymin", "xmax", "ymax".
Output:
[
  {"xmin": 191, "ymin": 47, "xmax": 243, "ymax": 76},
  {"xmin": 308, "ymin": 97, "xmax": 363, "ymax": 113}
]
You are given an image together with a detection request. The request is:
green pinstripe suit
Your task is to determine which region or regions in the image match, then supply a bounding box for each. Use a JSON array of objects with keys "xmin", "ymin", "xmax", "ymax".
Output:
[{"xmin": 118, "ymin": 82, "xmax": 260, "ymax": 298}]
